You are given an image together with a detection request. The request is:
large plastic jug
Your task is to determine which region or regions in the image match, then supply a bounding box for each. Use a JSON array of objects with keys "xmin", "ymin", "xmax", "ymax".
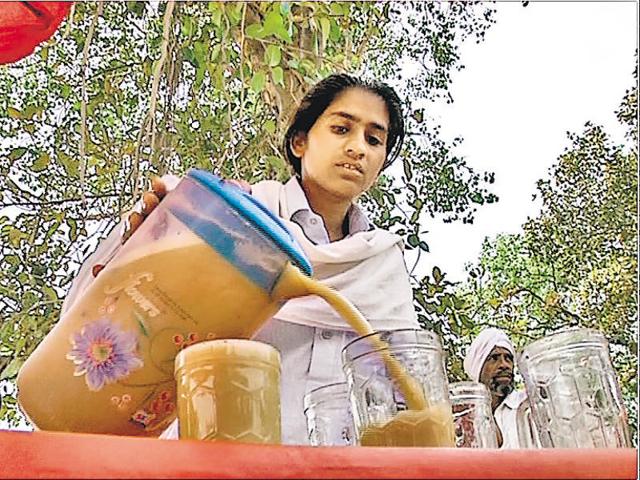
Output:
[{"xmin": 17, "ymin": 169, "xmax": 316, "ymax": 436}]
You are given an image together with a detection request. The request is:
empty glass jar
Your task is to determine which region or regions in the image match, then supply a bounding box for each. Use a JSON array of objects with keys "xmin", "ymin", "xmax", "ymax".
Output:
[
  {"xmin": 175, "ymin": 339, "xmax": 281, "ymax": 444},
  {"xmin": 519, "ymin": 328, "xmax": 630, "ymax": 448},
  {"xmin": 303, "ymin": 382, "xmax": 355, "ymax": 446},
  {"xmin": 342, "ymin": 329, "xmax": 455, "ymax": 447},
  {"xmin": 449, "ymin": 381, "xmax": 499, "ymax": 448}
]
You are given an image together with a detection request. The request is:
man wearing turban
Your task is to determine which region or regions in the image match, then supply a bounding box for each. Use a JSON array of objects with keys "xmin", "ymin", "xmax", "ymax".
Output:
[{"xmin": 464, "ymin": 327, "xmax": 528, "ymax": 448}]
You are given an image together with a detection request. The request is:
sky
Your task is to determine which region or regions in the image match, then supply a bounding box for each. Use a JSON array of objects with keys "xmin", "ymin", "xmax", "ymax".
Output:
[{"xmin": 412, "ymin": 0, "xmax": 638, "ymax": 283}]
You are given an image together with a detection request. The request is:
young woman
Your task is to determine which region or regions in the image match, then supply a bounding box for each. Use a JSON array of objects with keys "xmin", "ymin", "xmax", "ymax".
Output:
[{"xmin": 64, "ymin": 73, "xmax": 419, "ymax": 444}]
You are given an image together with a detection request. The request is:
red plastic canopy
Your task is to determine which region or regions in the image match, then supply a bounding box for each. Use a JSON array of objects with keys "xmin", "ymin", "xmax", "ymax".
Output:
[{"xmin": 0, "ymin": 1, "xmax": 73, "ymax": 65}]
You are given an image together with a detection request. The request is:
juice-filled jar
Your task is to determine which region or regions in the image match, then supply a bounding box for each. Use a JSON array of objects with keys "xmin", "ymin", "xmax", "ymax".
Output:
[
  {"xmin": 342, "ymin": 329, "xmax": 455, "ymax": 447},
  {"xmin": 175, "ymin": 339, "xmax": 281, "ymax": 444}
]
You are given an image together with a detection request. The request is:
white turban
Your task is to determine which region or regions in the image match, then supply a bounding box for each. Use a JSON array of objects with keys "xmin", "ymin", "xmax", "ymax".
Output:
[{"xmin": 463, "ymin": 328, "xmax": 515, "ymax": 382}]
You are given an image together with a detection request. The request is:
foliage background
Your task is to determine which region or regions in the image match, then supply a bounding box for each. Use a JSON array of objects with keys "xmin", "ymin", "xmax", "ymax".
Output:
[{"xmin": 0, "ymin": 1, "xmax": 636, "ymax": 445}]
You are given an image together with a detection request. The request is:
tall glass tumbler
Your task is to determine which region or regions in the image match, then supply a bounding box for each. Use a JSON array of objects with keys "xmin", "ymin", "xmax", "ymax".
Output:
[
  {"xmin": 303, "ymin": 382, "xmax": 355, "ymax": 446},
  {"xmin": 449, "ymin": 381, "xmax": 499, "ymax": 448},
  {"xmin": 342, "ymin": 329, "xmax": 455, "ymax": 447},
  {"xmin": 175, "ymin": 339, "xmax": 281, "ymax": 444},
  {"xmin": 519, "ymin": 328, "xmax": 630, "ymax": 448}
]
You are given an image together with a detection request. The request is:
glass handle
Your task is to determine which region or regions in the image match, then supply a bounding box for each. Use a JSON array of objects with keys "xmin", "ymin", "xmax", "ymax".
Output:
[{"xmin": 516, "ymin": 399, "xmax": 541, "ymax": 448}]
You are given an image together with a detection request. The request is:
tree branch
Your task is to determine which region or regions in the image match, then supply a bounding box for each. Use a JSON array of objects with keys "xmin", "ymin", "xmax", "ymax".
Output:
[
  {"xmin": 0, "ymin": 194, "xmax": 120, "ymax": 208},
  {"xmin": 79, "ymin": 1, "xmax": 104, "ymax": 207}
]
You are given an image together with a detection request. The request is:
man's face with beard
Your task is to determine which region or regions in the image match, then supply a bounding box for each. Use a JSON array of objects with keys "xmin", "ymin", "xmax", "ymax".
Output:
[{"xmin": 479, "ymin": 347, "xmax": 515, "ymax": 403}]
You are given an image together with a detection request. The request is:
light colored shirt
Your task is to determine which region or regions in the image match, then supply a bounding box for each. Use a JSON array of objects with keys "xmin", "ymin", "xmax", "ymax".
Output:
[
  {"xmin": 494, "ymin": 389, "xmax": 528, "ymax": 449},
  {"xmin": 284, "ymin": 176, "xmax": 371, "ymax": 244}
]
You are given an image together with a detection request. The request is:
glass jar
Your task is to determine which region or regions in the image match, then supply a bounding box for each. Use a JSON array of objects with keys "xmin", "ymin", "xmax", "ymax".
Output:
[
  {"xmin": 175, "ymin": 339, "xmax": 281, "ymax": 444},
  {"xmin": 449, "ymin": 381, "xmax": 499, "ymax": 448},
  {"xmin": 519, "ymin": 328, "xmax": 630, "ymax": 448},
  {"xmin": 342, "ymin": 329, "xmax": 455, "ymax": 447},
  {"xmin": 303, "ymin": 382, "xmax": 355, "ymax": 446},
  {"xmin": 516, "ymin": 398, "xmax": 542, "ymax": 448}
]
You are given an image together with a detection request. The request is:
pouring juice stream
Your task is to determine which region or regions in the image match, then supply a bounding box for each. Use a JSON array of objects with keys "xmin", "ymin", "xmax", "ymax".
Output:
[{"xmin": 273, "ymin": 263, "xmax": 428, "ymax": 411}]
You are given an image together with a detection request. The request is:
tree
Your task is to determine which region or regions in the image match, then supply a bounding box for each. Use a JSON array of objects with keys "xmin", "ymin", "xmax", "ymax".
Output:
[
  {"xmin": 455, "ymin": 71, "xmax": 638, "ymax": 444},
  {"xmin": 0, "ymin": 1, "xmax": 497, "ymax": 426}
]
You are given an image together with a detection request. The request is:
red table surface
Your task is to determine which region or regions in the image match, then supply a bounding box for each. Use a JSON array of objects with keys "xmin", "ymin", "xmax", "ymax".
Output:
[{"xmin": 0, "ymin": 430, "xmax": 636, "ymax": 479}]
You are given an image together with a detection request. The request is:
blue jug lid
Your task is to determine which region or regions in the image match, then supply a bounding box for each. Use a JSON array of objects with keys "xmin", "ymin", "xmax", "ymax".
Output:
[{"xmin": 187, "ymin": 169, "xmax": 313, "ymax": 276}]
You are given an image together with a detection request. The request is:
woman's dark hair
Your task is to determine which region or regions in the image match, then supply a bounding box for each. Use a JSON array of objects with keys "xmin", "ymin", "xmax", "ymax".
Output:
[{"xmin": 283, "ymin": 73, "xmax": 405, "ymax": 176}]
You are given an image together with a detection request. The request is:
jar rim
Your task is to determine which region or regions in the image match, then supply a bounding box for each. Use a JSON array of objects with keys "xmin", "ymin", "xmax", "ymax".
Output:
[
  {"xmin": 449, "ymin": 381, "xmax": 491, "ymax": 400},
  {"xmin": 303, "ymin": 382, "xmax": 349, "ymax": 411},
  {"xmin": 519, "ymin": 327, "xmax": 607, "ymax": 362},
  {"xmin": 341, "ymin": 328, "xmax": 442, "ymax": 365},
  {"xmin": 175, "ymin": 339, "xmax": 281, "ymax": 374}
]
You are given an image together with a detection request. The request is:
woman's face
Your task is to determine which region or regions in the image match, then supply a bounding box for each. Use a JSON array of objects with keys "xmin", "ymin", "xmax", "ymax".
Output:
[{"xmin": 292, "ymin": 87, "xmax": 390, "ymax": 203}]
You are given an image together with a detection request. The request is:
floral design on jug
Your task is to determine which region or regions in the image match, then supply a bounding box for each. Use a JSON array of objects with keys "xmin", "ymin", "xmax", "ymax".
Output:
[
  {"xmin": 130, "ymin": 409, "xmax": 156, "ymax": 427},
  {"xmin": 98, "ymin": 296, "xmax": 117, "ymax": 316},
  {"xmin": 149, "ymin": 389, "xmax": 175, "ymax": 416},
  {"xmin": 66, "ymin": 318, "xmax": 144, "ymax": 391},
  {"xmin": 110, "ymin": 394, "xmax": 132, "ymax": 411},
  {"xmin": 172, "ymin": 331, "xmax": 199, "ymax": 350}
]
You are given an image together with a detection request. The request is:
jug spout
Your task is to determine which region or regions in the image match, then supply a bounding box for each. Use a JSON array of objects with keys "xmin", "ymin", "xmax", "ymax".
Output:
[{"xmin": 271, "ymin": 262, "xmax": 312, "ymax": 301}]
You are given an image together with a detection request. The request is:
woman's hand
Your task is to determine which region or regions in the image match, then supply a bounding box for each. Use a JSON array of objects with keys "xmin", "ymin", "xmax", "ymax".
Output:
[
  {"xmin": 121, "ymin": 176, "xmax": 167, "ymax": 244},
  {"xmin": 120, "ymin": 176, "xmax": 251, "ymax": 244}
]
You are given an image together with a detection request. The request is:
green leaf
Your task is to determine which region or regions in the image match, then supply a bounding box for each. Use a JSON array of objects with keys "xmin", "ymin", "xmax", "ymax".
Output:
[
  {"xmin": 67, "ymin": 217, "xmax": 78, "ymax": 241},
  {"xmin": 227, "ymin": 2, "xmax": 243, "ymax": 25},
  {"xmin": 4, "ymin": 255, "xmax": 20, "ymax": 267},
  {"xmin": 407, "ymin": 234, "xmax": 419, "ymax": 247},
  {"xmin": 7, "ymin": 107, "xmax": 22, "ymax": 119},
  {"xmin": 58, "ymin": 152, "xmax": 79, "ymax": 178},
  {"xmin": 403, "ymin": 157, "xmax": 413, "ymax": 180},
  {"xmin": 181, "ymin": 15, "xmax": 193, "ymax": 37},
  {"xmin": 263, "ymin": 10, "xmax": 283, "ymax": 36},
  {"xmin": 330, "ymin": 3, "xmax": 344, "ymax": 15},
  {"xmin": 31, "ymin": 153, "xmax": 50, "ymax": 172},
  {"xmin": 245, "ymin": 23, "xmax": 265, "ymax": 39},
  {"xmin": 208, "ymin": 2, "xmax": 223, "ymax": 26},
  {"xmin": 264, "ymin": 119, "xmax": 276, "ymax": 135},
  {"xmin": 61, "ymin": 84, "xmax": 71, "ymax": 99},
  {"xmin": 265, "ymin": 45, "xmax": 281, "ymax": 67},
  {"xmin": 43, "ymin": 285, "xmax": 59, "ymax": 302},
  {"xmin": 271, "ymin": 66, "xmax": 284, "ymax": 87},
  {"xmin": 470, "ymin": 192, "xmax": 485, "ymax": 204},
  {"xmin": 210, "ymin": 44, "xmax": 221, "ymax": 62},
  {"xmin": 250, "ymin": 71, "xmax": 266, "ymax": 94},
  {"xmin": 263, "ymin": 10, "xmax": 291, "ymax": 43},
  {"xmin": 266, "ymin": 155, "xmax": 285, "ymax": 170},
  {"xmin": 0, "ymin": 357, "xmax": 23, "ymax": 380},
  {"xmin": 8, "ymin": 148, "xmax": 27, "ymax": 162},
  {"xmin": 319, "ymin": 17, "xmax": 330, "ymax": 50},
  {"xmin": 7, "ymin": 227, "xmax": 27, "ymax": 247},
  {"xmin": 432, "ymin": 266, "xmax": 443, "ymax": 283}
]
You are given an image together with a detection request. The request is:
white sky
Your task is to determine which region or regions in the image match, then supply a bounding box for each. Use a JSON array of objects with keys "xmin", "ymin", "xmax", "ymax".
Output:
[{"xmin": 414, "ymin": 0, "xmax": 638, "ymax": 283}]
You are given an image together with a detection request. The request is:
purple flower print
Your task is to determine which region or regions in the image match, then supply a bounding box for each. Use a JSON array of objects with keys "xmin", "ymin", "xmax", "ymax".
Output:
[{"xmin": 66, "ymin": 318, "xmax": 143, "ymax": 391}]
